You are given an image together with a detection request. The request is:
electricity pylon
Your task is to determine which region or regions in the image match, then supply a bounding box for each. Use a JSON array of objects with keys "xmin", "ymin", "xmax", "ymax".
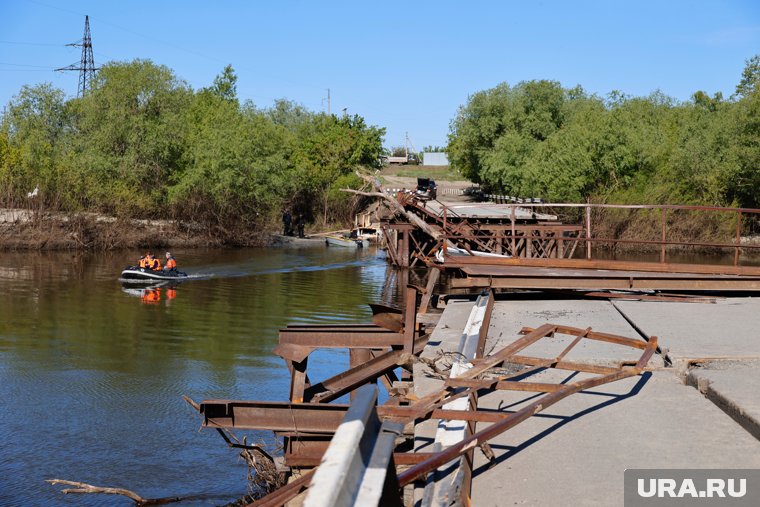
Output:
[{"xmin": 55, "ymin": 15, "xmax": 97, "ymax": 97}]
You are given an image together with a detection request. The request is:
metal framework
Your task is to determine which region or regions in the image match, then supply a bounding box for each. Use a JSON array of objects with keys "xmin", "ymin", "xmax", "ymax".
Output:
[
  {"xmin": 194, "ymin": 288, "xmax": 658, "ymax": 506},
  {"xmin": 379, "ymin": 192, "xmax": 760, "ymax": 291},
  {"xmin": 55, "ymin": 15, "xmax": 97, "ymax": 97}
]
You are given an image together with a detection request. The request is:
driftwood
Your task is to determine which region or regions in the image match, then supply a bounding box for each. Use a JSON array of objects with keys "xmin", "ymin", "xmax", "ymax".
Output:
[{"xmin": 45, "ymin": 479, "xmax": 190, "ymax": 505}]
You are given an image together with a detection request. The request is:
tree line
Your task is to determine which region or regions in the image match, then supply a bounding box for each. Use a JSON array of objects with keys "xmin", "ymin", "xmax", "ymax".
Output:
[
  {"xmin": 448, "ymin": 56, "xmax": 760, "ymax": 210},
  {"xmin": 0, "ymin": 60, "xmax": 385, "ymax": 235}
]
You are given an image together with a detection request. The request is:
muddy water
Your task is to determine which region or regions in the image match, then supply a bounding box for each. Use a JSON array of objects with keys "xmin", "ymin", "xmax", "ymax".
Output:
[{"xmin": 0, "ymin": 245, "xmax": 413, "ymax": 506}]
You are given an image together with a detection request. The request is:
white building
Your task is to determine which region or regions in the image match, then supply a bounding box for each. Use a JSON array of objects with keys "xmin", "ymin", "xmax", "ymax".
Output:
[{"xmin": 422, "ymin": 152, "xmax": 449, "ymax": 166}]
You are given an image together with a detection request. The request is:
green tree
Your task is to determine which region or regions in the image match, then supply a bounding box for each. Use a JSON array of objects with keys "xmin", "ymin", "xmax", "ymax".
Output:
[
  {"xmin": 736, "ymin": 55, "xmax": 760, "ymax": 98},
  {"xmin": 72, "ymin": 59, "xmax": 192, "ymax": 213},
  {"xmin": 210, "ymin": 64, "xmax": 238, "ymax": 103},
  {"xmin": 0, "ymin": 83, "xmax": 69, "ymax": 205}
]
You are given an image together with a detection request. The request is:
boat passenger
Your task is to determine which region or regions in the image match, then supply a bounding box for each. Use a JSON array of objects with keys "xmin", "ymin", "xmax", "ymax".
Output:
[
  {"xmin": 164, "ymin": 252, "xmax": 177, "ymax": 271},
  {"xmin": 140, "ymin": 252, "xmax": 160, "ymax": 270},
  {"xmin": 139, "ymin": 253, "xmax": 152, "ymax": 269}
]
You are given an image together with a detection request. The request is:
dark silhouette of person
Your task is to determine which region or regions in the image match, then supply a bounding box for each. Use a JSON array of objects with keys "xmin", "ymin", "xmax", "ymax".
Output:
[
  {"xmin": 297, "ymin": 214, "xmax": 306, "ymax": 238},
  {"xmin": 282, "ymin": 209, "xmax": 292, "ymax": 236}
]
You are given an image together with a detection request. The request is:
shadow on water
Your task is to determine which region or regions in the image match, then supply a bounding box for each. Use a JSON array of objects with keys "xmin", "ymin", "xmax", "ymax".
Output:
[{"xmin": 0, "ymin": 245, "xmax": 410, "ymax": 506}]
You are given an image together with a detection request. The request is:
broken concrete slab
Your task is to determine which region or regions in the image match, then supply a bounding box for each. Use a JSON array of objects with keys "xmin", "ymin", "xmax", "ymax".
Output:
[
  {"xmin": 686, "ymin": 359, "xmax": 760, "ymax": 440},
  {"xmin": 613, "ymin": 298, "xmax": 760, "ymax": 369},
  {"xmin": 471, "ymin": 372, "xmax": 760, "ymax": 506}
]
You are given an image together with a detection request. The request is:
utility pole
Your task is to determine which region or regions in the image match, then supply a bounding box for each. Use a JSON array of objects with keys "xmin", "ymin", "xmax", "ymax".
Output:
[
  {"xmin": 327, "ymin": 88, "xmax": 331, "ymax": 115},
  {"xmin": 55, "ymin": 15, "xmax": 98, "ymax": 97}
]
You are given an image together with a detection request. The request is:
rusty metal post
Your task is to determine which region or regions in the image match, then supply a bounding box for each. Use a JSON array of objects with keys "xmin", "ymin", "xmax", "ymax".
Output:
[
  {"xmin": 736, "ymin": 211, "xmax": 742, "ymax": 266},
  {"xmin": 403, "ymin": 286, "xmax": 417, "ymax": 355},
  {"xmin": 510, "ymin": 205, "xmax": 516, "ymax": 257},
  {"xmin": 585, "ymin": 205, "xmax": 592, "ymax": 260},
  {"xmin": 418, "ymin": 268, "xmax": 441, "ymax": 314},
  {"xmin": 661, "ymin": 208, "xmax": 667, "ymax": 264},
  {"xmin": 399, "ymin": 230, "xmax": 409, "ymax": 268},
  {"xmin": 349, "ymin": 349, "xmax": 373, "ymax": 401},
  {"xmin": 443, "ymin": 205, "xmax": 448, "ymax": 256},
  {"xmin": 289, "ymin": 358, "xmax": 309, "ymax": 403}
]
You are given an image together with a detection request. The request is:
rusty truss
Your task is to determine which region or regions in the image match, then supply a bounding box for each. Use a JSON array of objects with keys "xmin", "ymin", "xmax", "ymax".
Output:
[
  {"xmin": 378, "ymin": 192, "xmax": 760, "ymax": 292},
  {"xmin": 192, "ymin": 289, "xmax": 658, "ymax": 506},
  {"xmin": 381, "ymin": 193, "xmax": 579, "ymax": 268}
]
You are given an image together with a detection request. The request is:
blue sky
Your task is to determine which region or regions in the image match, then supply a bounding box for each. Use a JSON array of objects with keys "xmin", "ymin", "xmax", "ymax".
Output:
[{"xmin": 1, "ymin": 0, "xmax": 759, "ymax": 149}]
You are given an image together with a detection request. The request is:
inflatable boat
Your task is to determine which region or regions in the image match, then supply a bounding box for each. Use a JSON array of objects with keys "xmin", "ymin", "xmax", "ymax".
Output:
[{"xmin": 120, "ymin": 266, "xmax": 188, "ymax": 281}]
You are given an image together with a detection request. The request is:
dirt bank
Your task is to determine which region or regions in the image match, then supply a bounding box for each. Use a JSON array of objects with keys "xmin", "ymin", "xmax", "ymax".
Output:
[{"xmin": 0, "ymin": 209, "xmax": 274, "ymax": 251}]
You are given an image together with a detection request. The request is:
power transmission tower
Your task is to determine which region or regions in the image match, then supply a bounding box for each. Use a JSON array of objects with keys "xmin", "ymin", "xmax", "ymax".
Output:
[
  {"xmin": 55, "ymin": 15, "xmax": 97, "ymax": 97},
  {"xmin": 405, "ymin": 132, "xmax": 416, "ymax": 157}
]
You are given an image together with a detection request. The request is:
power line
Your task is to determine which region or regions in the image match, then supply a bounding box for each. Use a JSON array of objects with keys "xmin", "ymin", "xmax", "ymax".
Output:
[
  {"xmin": 0, "ymin": 40, "xmax": 65, "ymax": 47},
  {"xmin": 0, "ymin": 62, "xmax": 57, "ymax": 69}
]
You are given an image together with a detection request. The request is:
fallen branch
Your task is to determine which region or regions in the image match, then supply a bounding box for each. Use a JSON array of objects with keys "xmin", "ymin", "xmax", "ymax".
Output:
[{"xmin": 45, "ymin": 479, "xmax": 189, "ymax": 505}]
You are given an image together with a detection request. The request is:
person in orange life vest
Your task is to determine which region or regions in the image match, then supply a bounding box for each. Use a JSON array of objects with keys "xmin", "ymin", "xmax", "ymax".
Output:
[
  {"xmin": 138, "ymin": 252, "xmax": 151, "ymax": 268},
  {"xmin": 163, "ymin": 252, "xmax": 177, "ymax": 271},
  {"xmin": 148, "ymin": 253, "xmax": 161, "ymax": 270},
  {"xmin": 139, "ymin": 252, "xmax": 160, "ymax": 270}
]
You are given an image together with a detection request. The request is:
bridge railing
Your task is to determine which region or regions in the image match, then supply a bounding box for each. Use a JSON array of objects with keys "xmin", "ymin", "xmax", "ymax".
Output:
[{"xmin": 436, "ymin": 202, "xmax": 760, "ymax": 266}]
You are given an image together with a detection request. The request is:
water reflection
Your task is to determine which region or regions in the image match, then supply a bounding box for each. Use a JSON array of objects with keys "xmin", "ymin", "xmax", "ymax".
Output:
[{"xmin": 121, "ymin": 281, "xmax": 181, "ymax": 305}]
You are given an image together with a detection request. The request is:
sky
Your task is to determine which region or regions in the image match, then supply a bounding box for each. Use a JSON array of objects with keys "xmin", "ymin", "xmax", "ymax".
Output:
[{"xmin": 1, "ymin": 0, "xmax": 760, "ymax": 149}]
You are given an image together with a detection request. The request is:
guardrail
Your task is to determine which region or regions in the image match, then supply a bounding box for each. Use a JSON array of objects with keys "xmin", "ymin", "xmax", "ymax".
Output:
[{"xmin": 303, "ymin": 384, "xmax": 403, "ymax": 507}]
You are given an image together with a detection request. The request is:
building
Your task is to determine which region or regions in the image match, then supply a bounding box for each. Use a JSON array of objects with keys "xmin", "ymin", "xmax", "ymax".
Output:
[{"xmin": 422, "ymin": 152, "xmax": 449, "ymax": 166}]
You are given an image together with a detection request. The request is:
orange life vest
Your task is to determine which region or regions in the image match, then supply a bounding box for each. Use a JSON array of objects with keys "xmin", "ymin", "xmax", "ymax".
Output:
[
  {"xmin": 141, "ymin": 288, "xmax": 161, "ymax": 303},
  {"xmin": 164, "ymin": 258, "xmax": 176, "ymax": 270},
  {"xmin": 150, "ymin": 258, "xmax": 161, "ymax": 270},
  {"xmin": 139, "ymin": 257, "xmax": 150, "ymax": 268}
]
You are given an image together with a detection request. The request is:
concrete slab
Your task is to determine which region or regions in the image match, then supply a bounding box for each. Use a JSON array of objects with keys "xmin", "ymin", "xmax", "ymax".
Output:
[
  {"xmin": 414, "ymin": 299, "xmax": 476, "ymax": 396},
  {"xmin": 413, "ymin": 299, "xmax": 476, "ymax": 504},
  {"xmin": 613, "ymin": 298, "xmax": 760, "ymax": 368},
  {"xmin": 471, "ymin": 372, "xmax": 760, "ymax": 507},
  {"xmin": 488, "ymin": 299, "xmax": 663, "ymax": 368},
  {"xmin": 686, "ymin": 360, "xmax": 760, "ymax": 440}
]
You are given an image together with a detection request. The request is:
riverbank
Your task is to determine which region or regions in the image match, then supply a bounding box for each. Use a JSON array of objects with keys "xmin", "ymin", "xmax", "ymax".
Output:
[{"xmin": 0, "ymin": 208, "xmax": 283, "ymax": 251}]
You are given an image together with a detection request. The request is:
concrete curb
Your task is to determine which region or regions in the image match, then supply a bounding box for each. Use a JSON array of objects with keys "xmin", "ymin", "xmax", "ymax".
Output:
[{"xmin": 685, "ymin": 361, "xmax": 760, "ymax": 441}]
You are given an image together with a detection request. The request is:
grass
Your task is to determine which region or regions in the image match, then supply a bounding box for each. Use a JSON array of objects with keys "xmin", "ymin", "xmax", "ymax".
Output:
[{"xmin": 379, "ymin": 164, "xmax": 466, "ymax": 181}]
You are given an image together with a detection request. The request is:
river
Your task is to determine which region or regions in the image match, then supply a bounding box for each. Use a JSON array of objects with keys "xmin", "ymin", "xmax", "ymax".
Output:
[{"xmin": 0, "ymin": 244, "xmax": 411, "ymax": 506}]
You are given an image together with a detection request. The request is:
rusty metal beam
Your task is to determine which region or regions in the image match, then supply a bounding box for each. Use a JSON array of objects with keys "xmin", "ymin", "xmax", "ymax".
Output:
[
  {"xmin": 519, "ymin": 324, "xmax": 647, "ymax": 350},
  {"xmin": 444, "ymin": 378, "xmax": 564, "ymax": 392},
  {"xmin": 446, "ymin": 255, "xmax": 760, "ymax": 277},
  {"xmin": 305, "ymin": 347, "xmax": 405, "ymax": 403},
  {"xmin": 279, "ymin": 329, "xmax": 405, "ymax": 348},
  {"xmin": 200, "ymin": 401, "xmax": 522, "ymax": 433},
  {"xmin": 200, "ymin": 400, "xmax": 348, "ymax": 432},
  {"xmin": 451, "ymin": 276, "xmax": 760, "ymax": 291}
]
